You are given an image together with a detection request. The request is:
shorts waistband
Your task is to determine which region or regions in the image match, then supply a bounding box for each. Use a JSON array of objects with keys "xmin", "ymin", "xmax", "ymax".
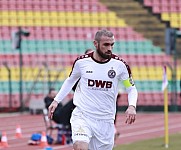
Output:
[{"xmin": 75, "ymin": 107, "xmax": 114, "ymax": 124}]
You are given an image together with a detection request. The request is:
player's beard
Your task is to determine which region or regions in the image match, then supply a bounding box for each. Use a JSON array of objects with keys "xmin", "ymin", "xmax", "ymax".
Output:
[{"xmin": 97, "ymin": 44, "xmax": 112, "ymax": 59}]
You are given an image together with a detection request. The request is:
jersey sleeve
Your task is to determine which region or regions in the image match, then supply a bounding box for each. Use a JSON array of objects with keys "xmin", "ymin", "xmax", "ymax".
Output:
[
  {"xmin": 126, "ymin": 86, "xmax": 138, "ymax": 108},
  {"xmin": 54, "ymin": 59, "xmax": 81, "ymax": 103},
  {"xmin": 118, "ymin": 60, "xmax": 138, "ymax": 108}
]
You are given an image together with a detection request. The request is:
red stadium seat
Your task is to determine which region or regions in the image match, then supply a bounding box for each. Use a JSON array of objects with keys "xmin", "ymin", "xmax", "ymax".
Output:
[
  {"xmin": 144, "ymin": 0, "xmax": 153, "ymax": 7},
  {"xmin": 152, "ymin": 93, "xmax": 163, "ymax": 105},
  {"xmin": 153, "ymin": 6, "xmax": 161, "ymax": 13},
  {"xmin": 152, "ymin": 0, "xmax": 160, "ymax": 5}
]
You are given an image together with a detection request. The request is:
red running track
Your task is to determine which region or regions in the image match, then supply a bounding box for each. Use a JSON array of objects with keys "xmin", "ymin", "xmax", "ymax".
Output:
[{"xmin": 0, "ymin": 112, "xmax": 181, "ymax": 150}]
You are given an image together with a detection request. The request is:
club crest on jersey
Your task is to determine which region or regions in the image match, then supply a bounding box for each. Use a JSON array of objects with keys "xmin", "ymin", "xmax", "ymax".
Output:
[{"xmin": 108, "ymin": 69, "xmax": 116, "ymax": 78}]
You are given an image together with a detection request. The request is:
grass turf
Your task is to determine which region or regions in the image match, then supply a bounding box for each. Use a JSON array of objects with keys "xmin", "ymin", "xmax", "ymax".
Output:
[{"xmin": 113, "ymin": 133, "xmax": 181, "ymax": 150}]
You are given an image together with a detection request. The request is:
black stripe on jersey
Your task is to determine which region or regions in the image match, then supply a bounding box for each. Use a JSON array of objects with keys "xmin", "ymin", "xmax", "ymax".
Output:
[
  {"xmin": 69, "ymin": 52, "xmax": 93, "ymax": 77},
  {"xmin": 111, "ymin": 54, "xmax": 132, "ymax": 77}
]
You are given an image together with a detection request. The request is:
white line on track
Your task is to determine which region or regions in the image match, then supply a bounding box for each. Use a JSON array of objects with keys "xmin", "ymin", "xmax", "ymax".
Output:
[{"xmin": 119, "ymin": 124, "xmax": 181, "ymax": 138}]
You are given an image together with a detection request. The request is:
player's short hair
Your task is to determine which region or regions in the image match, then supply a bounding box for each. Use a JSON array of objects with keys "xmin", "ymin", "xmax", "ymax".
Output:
[{"xmin": 94, "ymin": 30, "xmax": 114, "ymax": 42}]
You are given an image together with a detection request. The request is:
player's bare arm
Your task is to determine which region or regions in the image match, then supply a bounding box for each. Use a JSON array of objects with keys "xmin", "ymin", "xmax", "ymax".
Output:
[{"xmin": 125, "ymin": 105, "xmax": 136, "ymax": 124}]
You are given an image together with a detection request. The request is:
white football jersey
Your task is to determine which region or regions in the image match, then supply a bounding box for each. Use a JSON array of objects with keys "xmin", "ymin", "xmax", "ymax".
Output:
[{"xmin": 54, "ymin": 52, "xmax": 137, "ymax": 121}]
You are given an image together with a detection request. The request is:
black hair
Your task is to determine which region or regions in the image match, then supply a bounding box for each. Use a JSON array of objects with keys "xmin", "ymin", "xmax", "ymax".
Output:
[{"xmin": 48, "ymin": 88, "xmax": 55, "ymax": 94}]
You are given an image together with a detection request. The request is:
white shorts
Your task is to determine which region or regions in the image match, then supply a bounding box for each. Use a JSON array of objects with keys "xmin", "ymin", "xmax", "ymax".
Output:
[{"xmin": 70, "ymin": 108, "xmax": 115, "ymax": 150}]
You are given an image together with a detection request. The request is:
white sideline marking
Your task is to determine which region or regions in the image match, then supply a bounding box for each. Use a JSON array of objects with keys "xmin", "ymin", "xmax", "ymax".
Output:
[
  {"xmin": 37, "ymin": 144, "xmax": 73, "ymax": 150},
  {"xmin": 117, "ymin": 119, "xmax": 181, "ymax": 130},
  {"xmin": 119, "ymin": 124, "xmax": 181, "ymax": 138}
]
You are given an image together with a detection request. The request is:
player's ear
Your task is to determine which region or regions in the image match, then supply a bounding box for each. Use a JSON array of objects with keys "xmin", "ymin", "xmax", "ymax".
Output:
[{"xmin": 93, "ymin": 40, "xmax": 98, "ymax": 49}]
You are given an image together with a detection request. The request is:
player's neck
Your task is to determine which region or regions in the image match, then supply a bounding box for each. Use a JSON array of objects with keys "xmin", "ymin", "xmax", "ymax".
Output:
[{"xmin": 93, "ymin": 52, "xmax": 109, "ymax": 62}]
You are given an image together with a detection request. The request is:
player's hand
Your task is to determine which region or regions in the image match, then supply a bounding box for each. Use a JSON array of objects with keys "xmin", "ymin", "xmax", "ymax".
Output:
[
  {"xmin": 48, "ymin": 100, "xmax": 58, "ymax": 119},
  {"xmin": 125, "ymin": 105, "xmax": 136, "ymax": 124}
]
